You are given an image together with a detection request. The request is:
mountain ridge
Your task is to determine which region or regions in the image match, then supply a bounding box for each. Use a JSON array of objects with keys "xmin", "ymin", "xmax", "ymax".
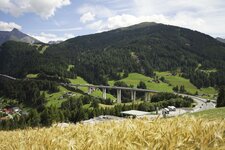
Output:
[
  {"xmin": 0, "ymin": 28, "xmax": 41, "ymax": 45},
  {"xmin": 1, "ymin": 22, "xmax": 225, "ymax": 88}
]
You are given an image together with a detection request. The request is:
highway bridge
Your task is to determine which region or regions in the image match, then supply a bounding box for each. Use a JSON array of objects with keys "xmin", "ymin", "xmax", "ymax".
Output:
[
  {"xmin": 0, "ymin": 73, "xmax": 158, "ymax": 103},
  {"xmin": 66, "ymin": 83, "xmax": 159, "ymax": 103},
  {"xmin": 1, "ymin": 73, "xmax": 215, "ymax": 110}
]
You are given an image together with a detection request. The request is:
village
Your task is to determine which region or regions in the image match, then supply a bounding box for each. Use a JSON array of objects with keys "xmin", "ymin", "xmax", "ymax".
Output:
[{"xmin": 0, "ymin": 106, "xmax": 23, "ymax": 121}]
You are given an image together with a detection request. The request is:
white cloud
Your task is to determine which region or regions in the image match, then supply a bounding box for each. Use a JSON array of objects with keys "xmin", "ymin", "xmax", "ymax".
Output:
[
  {"xmin": 40, "ymin": 27, "xmax": 82, "ymax": 32},
  {"xmin": 80, "ymin": 12, "xmax": 95, "ymax": 23},
  {"xmin": 0, "ymin": 21, "xmax": 22, "ymax": 31},
  {"xmin": 32, "ymin": 32, "xmax": 74, "ymax": 43},
  {"xmin": 86, "ymin": 14, "xmax": 205, "ymax": 33},
  {"xmin": 78, "ymin": 4, "xmax": 114, "ymax": 20},
  {"xmin": 80, "ymin": 0, "xmax": 225, "ymax": 37},
  {"xmin": 0, "ymin": 0, "xmax": 71, "ymax": 19},
  {"xmin": 87, "ymin": 20, "xmax": 104, "ymax": 31}
]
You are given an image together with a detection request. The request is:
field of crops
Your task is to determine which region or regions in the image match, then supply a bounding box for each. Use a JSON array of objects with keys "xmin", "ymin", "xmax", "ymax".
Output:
[{"xmin": 0, "ymin": 116, "xmax": 224, "ymax": 149}]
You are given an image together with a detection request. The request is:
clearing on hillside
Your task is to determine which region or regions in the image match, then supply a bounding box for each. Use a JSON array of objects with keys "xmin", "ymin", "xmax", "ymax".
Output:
[
  {"xmin": 109, "ymin": 73, "xmax": 173, "ymax": 92},
  {"xmin": 109, "ymin": 72, "xmax": 217, "ymax": 99}
]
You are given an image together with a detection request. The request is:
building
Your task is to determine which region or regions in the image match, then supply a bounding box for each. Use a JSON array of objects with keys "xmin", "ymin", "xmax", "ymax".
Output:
[{"xmin": 121, "ymin": 110, "xmax": 151, "ymax": 118}]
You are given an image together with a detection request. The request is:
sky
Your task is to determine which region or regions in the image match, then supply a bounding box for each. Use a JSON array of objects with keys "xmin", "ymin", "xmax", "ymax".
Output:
[{"xmin": 0, "ymin": 0, "xmax": 225, "ymax": 43}]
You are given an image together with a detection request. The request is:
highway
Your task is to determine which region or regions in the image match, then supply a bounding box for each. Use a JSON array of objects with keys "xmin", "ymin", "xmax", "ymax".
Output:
[
  {"xmin": 0, "ymin": 74, "xmax": 17, "ymax": 80},
  {"xmin": 177, "ymin": 93, "xmax": 216, "ymax": 112}
]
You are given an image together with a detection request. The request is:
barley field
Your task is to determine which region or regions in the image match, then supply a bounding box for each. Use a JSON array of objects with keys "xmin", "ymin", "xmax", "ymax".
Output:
[{"xmin": 0, "ymin": 116, "xmax": 225, "ymax": 150}]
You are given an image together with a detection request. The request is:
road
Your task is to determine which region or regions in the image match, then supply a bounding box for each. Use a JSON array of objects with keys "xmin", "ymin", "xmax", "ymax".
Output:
[
  {"xmin": 147, "ymin": 94, "xmax": 216, "ymax": 118},
  {"xmin": 177, "ymin": 93, "xmax": 216, "ymax": 112},
  {"xmin": 0, "ymin": 74, "xmax": 17, "ymax": 80}
]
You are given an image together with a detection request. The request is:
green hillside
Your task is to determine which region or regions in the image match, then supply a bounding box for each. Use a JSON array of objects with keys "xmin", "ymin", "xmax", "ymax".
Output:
[
  {"xmin": 156, "ymin": 71, "xmax": 197, "ymax": 93},
  {"xmin": 109, "ymin": 72, "xmax": 217, "ymax": 99},
  {"xmin": 191, "ymin": 107, "xmax": 225, "ymax": 120},
  {"xmin": 45, "ymin": 86, "xmax": 81, "ymax": 107},
  {"xmin": 25, "ymin": 75, "xmax": 116, "ymax": 107},
  {"xmin": 155, "ymin": 72, "xmax": 217, "ymax": 98},
  {"xmin": 109, "ymin": 73, "xmax": 173, "ymax": 92},
  {"xmin": 69, "ymin": 76, "xmax": 88, "ymax": 91},
  {"xmin": 26, "ymin": 73, "xmax": 38, "ymax": 78}
]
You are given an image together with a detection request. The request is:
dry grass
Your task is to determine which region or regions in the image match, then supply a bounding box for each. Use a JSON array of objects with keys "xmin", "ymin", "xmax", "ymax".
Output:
[{"xmin": 0, "ymin": 116, "xmax": 225, "ymax": 150}]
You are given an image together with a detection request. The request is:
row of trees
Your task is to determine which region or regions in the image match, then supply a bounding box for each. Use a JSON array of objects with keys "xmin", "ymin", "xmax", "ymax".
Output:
[
  {"xmin": 0, "ymin": 92, "xmax": 194, "ymax": 130},
  {"xmin": 172, "ymin": 85, "xmax": 186, "ymax": 93},
  {"xmin": 0, "ymin": 77, "xmax": 59, "ymax": 108}
]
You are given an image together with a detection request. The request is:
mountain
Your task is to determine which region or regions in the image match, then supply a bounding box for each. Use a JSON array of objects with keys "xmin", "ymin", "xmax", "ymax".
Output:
[
  {"xmin": 1, "ymin": 22, "xmax": 225, "ymax": 87},
  {"xmin": 216, "ymin": 37, "xmax": 225, "ymax": 43},
  {"xmin": 0, "ymin": 28, "xmax": 41, "ymax": 45},
  {"xmin": 48, "ymin": 40, "xmax": 63, "ymax": 45}
]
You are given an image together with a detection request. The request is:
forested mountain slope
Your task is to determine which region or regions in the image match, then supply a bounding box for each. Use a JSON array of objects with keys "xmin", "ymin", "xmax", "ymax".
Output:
[
  {"xmin": 1, "ymin": 22, "xmax": 225, "ymax": 88},
  {"xmin": 46, "ymin": 22, "xmax": 225, "ymax": 86}
]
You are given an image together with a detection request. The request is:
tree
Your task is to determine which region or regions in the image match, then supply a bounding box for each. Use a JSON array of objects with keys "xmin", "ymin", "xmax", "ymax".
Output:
[
  {"xmin": 28, "ymin": 109, "xmax": 41, "ymax": 127},
  {"xmin": 123, "ymin": 70, "xmax": 129, "ymax": 78},
  {"xmin": 195, "ymin": 91, "xmax": 198, "ymax": 96},
  {"xmin": 91, "ymin": 99, "xmax": 99, "ymax": 108},
  {"xmin": 137, "ymin": 81, "xmax": 147, "ymax": 89},
  {"xmin": 160, "ymin": 76, "xmax": 165, "ymax": 82},
  {"xmin": 137, "ymin": 81, "xmax": 147, "ymax": 98},
  {"xmin": 179, "ymin": 85, "xmax": 186, "ymax": 93},
  {"xmin": 173, "ymin": 86, "xmax": 179, "ymax": 92},
  {"xmin": 41, "ymin": 108, "xmax": 51, "ymax": 126},
  {"xmin": 217, "ymin": 86, "xmax": 225, "ymax": 107}
]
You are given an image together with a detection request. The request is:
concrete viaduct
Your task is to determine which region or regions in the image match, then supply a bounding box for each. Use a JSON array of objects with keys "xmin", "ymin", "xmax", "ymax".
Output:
[
  {"xmin": 68, "ymin": 84, "xmax": 159, "ymax": 103},
  {"xmin": 0, "ymin": 74, "xmax": 159, "ymax": 103}
]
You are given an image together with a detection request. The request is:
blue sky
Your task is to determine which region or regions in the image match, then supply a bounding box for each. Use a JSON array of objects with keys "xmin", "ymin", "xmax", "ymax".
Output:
[{"xmin": 1, "ymin": 0, "xmax": 225, "ymax": 43}]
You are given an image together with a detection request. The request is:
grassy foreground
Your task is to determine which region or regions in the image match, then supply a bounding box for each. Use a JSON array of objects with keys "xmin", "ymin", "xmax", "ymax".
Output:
[
  {"xmin": 0, "ymin": 116, "xmax": 225, "ymax": 149},
  {"xmin": 191, "ymin": 107, "xmax": 225, "ymax": 120}
]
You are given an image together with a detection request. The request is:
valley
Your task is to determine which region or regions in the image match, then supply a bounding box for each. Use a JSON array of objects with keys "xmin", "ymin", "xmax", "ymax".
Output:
[
  {"xmin": 1, "ymin": 0, "xmax": 225, "ymax": 149},
  {"xmin": 21, "ymin": 71, "xmax": 217, "ymax": 109},
  {"xmin": 0, "ymin": 22, "xmax": 225, "ymax": 149}
]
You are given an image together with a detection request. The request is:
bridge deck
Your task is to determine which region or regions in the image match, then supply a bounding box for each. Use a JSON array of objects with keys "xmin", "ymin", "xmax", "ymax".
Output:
[{"xmin": 68, "ymin": 84, "xmax": 159, "ymax": 93}]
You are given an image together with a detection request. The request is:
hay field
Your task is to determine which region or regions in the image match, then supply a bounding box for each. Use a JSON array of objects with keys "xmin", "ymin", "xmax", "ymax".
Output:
[{"xmin": 0, "ymin": 116, "xmax": 225, "ymax": 150}]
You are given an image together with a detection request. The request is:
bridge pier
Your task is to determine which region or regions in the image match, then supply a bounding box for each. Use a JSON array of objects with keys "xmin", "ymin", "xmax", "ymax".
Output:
[
  {"xmin": 117, "ymin": 89, "xmax": 121, "ymax": 103},
  {"xmin": 145, "ymin": 92, "xmax": 151, "ymax": 101},
  {"xmin": 131, "ymin": 91, "xmax": 136, "ymax": 101},
  {"xmin": 102, "ymin": 88, "xmax": 107, "ymax": 99},
  {"xmin": 131, "ymin": 91, "xmax": 134, "ymax": 100}
]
